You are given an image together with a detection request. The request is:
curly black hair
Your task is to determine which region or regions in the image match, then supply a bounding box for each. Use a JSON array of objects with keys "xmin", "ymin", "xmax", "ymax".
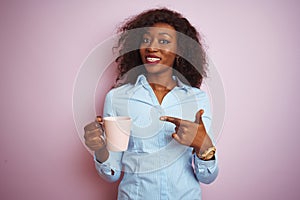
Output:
[{"xmin": 114, "ymin": 8, "xmax": 208, "ymax": 88}]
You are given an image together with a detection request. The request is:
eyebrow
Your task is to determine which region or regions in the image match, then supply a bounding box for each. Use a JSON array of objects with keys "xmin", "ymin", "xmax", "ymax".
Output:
[
  {"xmin": 158, "ymin": 32, "xmax": 173, "ymax": 38},
  {"xmin": 144, "ymin": 32, "xmax": 174, "ymax": 38}
]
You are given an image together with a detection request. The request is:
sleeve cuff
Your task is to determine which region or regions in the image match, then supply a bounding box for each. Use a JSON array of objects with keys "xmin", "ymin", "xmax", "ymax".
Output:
[
  {"xmin": 194, "ymin": 153, "xmax": 218, "ymax": 174},
  {"xmin": 94, "ymin": 151, "xmax": 123, "ymax": 172}
]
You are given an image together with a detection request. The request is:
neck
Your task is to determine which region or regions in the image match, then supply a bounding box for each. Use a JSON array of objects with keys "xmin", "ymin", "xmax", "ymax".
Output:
[{"xmin": 146, "ymin": 73, "xmax": 176, "ymax": 90}]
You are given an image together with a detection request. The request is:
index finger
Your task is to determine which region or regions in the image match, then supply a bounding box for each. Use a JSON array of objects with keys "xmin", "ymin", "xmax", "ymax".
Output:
[
  {"xmin": 160, "ymin": 116, "xmax": 182, "ymax": 126},
  {"xmin": 84, "ymin": 121, "xmax": 100, "ymax": 132},
  {"xmin": 84, "ymin": 128, "xmax": 102, "ymax": 139}
]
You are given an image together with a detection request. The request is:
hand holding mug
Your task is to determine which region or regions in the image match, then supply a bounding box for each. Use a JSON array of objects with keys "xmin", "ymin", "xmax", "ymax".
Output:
[
  {"xmin": 84, "ymin": 116, "xmax": 106, "ymax": 151},
  {"xmin": 84, "ymin": 116, "xmax": 109, "ymax": 163}
]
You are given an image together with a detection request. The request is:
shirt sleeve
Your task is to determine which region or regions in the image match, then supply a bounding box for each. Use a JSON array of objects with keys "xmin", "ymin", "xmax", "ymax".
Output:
[
  {"xmin": 93, "ymin": 90, "xmax": 123, "ymax": 182},
  {"xmin": 193, "ymin": 153, "xmax": 219, "ymax": 184},
  {"xmin": 193, "ymin": 91, "xmax": 219, "ymax": 184},
  {"xmin": 94, "ymin": 151, "xmax": 123, "ymax": 182}
]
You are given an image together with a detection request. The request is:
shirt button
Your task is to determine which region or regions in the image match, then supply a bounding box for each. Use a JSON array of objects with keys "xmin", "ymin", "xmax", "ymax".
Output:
[
  {"xmin": 154, "ymin": 106, "xmax": 164, "ymax": 114},
  {"xmin": 154, "ymin": 105, "xmax": 161, "ymax": 109}
]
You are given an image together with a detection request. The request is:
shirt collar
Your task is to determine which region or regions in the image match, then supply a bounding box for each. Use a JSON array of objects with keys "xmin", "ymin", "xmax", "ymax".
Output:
[
  {"xmin": 174, "ymin": 76, "xmax": 190, "ymax": 92},
  {"xmin": 134, "ymin": 74, "xmax": 148, "ymax": 87},
  {"xmin": 134, "ymin": 74, "xmax": 190, "ymax": 92}
]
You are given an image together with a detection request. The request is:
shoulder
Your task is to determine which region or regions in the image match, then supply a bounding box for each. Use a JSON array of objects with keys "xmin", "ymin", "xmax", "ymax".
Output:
[
  {"xmin": 175, "ymin": 76, "xmax": 208, "ymax": 100},
  {"xmin": 190, "ymin": 87, "xmax": 208, "ymax": 98},
  {"xmin": 181, "ymin": 82, "xmax": 209, "ymax": 100},
  {"xmin": 105, "ymin": 83, "xmax": 136, "ymax": 98}
]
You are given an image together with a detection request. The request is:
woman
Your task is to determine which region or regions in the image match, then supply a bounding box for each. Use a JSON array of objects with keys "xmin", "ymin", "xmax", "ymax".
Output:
[{"xmin": 84, "ymin": 8, "xmax": 218, "ymax": 200}]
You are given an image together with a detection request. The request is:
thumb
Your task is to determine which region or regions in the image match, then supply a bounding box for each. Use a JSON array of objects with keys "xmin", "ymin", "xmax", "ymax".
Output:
[
  {"xmin": 95, "ymin": 116, "xmax": 104, "ymax": 129},
  {"xmin": 96, "ymin": 116, "xmax": 103, "ymax": 123},
  {"xmin": 195, "ymin": 109, "xmax": 204, "ymax": 124}
]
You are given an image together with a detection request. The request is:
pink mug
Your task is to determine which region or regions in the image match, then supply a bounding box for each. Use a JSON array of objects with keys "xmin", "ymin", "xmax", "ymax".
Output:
[{"xmin": 103, "ymin": 116, "xmax": 131, "ymax": 152}]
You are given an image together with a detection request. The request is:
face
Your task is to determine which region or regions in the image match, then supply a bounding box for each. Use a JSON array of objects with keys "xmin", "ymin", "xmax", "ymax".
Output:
[{"xmin": 139, "ymin": 23, "xmax": 177, "ymax": 75}]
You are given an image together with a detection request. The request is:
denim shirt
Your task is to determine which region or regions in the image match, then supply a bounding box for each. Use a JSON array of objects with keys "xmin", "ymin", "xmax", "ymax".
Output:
[{"xmin": 94, "ymin": 75, "xmax": 218, "ymax": 200}]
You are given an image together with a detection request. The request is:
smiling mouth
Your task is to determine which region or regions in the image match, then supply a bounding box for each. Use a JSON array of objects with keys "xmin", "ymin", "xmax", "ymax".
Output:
[{"xmin": 145, "ymin": 56, "xmax": 161, "ymax": 64}]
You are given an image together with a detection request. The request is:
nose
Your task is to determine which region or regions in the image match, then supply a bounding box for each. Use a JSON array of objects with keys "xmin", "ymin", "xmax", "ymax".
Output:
[{"xmin": 146, "ymin": 40, "xmax": 159, "ymax": 52}]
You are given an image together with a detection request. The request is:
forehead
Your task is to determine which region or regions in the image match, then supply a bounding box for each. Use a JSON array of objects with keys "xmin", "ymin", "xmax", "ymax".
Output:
[{"xmin": 144, "ymin": 23, "xmax": 176, "ymax": 37}]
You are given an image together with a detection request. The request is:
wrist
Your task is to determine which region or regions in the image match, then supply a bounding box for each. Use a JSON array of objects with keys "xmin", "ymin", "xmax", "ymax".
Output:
[{"xmin": 194, "ymin": 146, "xmax": 216, "ymax": 161}]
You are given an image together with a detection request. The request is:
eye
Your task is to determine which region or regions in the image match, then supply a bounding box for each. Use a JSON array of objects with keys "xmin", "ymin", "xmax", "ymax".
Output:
[
  {"xmin": 142, "ymin": 38, "xmax": 151, "ymax": 44},
  {"xmin": 159, "ymin": 39, "xmax": 170, "ymax": 44}
]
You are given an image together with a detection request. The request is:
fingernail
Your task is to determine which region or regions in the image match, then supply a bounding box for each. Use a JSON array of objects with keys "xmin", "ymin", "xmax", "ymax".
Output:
[{"xmin": 160, "ymin": 116, "xmax": 166, "ymax": 121}]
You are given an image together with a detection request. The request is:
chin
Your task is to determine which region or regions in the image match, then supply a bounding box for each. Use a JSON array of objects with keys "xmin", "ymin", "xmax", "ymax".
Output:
[{"xmin": 144, "ymin": 64, "xmax": 171, "ymax": 74}]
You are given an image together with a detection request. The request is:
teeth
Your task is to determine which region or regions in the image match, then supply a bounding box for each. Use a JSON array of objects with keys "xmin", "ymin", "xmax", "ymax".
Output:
[{"xmin": 146, "ymin": 57, "xmax": 160, "ymax": 62}]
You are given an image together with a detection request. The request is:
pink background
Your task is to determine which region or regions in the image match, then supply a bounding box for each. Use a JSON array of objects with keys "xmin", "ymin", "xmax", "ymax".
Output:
[{"xmin": 1, "ymin": 0, "xmax": 300, "ymax": 199}]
